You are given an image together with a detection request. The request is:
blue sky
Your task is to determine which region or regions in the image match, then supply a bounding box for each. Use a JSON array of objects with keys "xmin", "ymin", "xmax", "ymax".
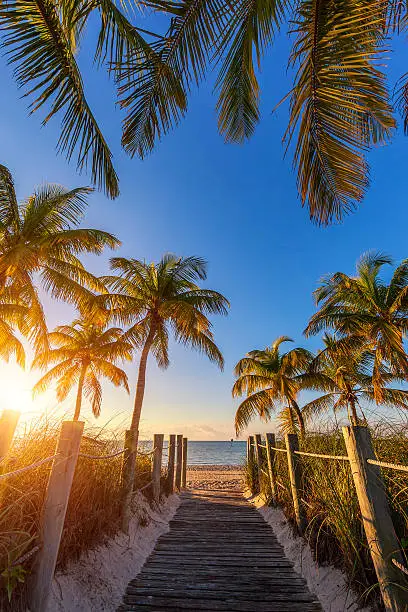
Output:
[{"xmin": 1, "ymin": 19, "xmax": 407, "ymax": 439}]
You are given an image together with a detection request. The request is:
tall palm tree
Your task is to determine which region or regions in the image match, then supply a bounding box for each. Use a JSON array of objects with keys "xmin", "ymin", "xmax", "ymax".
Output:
[
  {"xmin": 0, "ymin": 165, "xmax": 119, "ymax": 352},
  {"xmin": 33, "ymin": 318, "xmax": 132, "ymax": 420},
  {"xmin": 301, "ymin": 333, "xmax": 408, "ymax": 426},
  {"xmin": 233, "ymin": 336, "xmax": 314, "ymax": 437},
  {"xmin": 101, "ymin": 254, "xmax": 229, "ymax": 436},
  {"xmin": 116, "ymin": 0, "xmax": 402, "ymax": 224},
  {"xmin": 305, "ymin": 251, "xmax": 408, "ymax": 404}
]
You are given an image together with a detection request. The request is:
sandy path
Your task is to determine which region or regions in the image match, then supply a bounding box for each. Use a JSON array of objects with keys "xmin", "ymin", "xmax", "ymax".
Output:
[{"xmin": 186, "ymin": 464, "xmax": 243, "ymax": 491}]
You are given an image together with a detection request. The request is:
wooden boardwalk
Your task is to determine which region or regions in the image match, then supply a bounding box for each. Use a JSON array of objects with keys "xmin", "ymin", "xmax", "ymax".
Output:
[{"xmin": 118, "ymin": 489, "xmax": 322, "ymax": 611}]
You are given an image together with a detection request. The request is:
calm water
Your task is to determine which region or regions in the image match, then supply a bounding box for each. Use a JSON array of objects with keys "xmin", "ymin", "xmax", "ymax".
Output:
[
  {"xmin": 186, "ymin": 441, "xmax": 246, "ymax": 466},
  {"xmin": 140, "ymin": 440, "xmax": 246, "ymax": 466}
]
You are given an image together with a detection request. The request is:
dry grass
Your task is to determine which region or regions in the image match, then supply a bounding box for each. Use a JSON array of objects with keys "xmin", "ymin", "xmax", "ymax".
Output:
[
  {"xmin": 247, "ymin": 423, "xmax": 408, "ymax": 609},
  {"xmin": 0, "ymin": 418, "xmax": 157, "ymax": 608}
]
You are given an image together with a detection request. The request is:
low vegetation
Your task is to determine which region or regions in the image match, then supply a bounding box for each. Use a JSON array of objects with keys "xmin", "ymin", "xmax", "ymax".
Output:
[
  {"xmin": 245, "ymin": 422, "xmax": 408, "ymax": 608},
  {"xmin": 0, "ymin": 419, "xmax": 154, "ymax": 609}
]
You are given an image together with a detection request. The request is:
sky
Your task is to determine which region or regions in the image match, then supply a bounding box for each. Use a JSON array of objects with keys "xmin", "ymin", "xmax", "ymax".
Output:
[{"xmin": 1, "ymin": 16, "xmax": 407, "ymax": 439}]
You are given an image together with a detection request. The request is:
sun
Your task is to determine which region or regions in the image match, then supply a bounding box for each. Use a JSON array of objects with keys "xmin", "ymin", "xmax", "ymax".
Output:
[{"xmin": 0, "ymin": 363, "xmax": 41, "ymax": 415}]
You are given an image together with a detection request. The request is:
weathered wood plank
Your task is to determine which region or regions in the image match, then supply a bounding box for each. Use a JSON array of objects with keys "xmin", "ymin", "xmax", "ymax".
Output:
[{"xmin": 118, "ymin": 489, "xmax": 322, "ymax": 611}]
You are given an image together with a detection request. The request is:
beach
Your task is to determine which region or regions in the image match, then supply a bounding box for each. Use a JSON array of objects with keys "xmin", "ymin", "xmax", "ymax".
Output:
[{"xmin": 186, "ymin": 464, "xmax": 244, "ymax": 491}]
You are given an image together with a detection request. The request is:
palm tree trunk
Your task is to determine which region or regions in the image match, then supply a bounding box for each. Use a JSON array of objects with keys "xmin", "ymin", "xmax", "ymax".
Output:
[
  {"xmin": 130, "ymin": 325, "xmax": 156, "ymax": 432},
  {"xmin": 292, "ymin": 400, "xmax": 306, "ymax": 438},
  {"xmin": 348, "ymin": 397, "xmax": 359, "ymax": 426},
  {"xmin": 73, "ymin": 365, "xmax": 87, "ymax": 421}
]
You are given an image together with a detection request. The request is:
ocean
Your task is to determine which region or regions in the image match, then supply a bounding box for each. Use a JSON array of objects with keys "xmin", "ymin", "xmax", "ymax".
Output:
[
  {"xmin": 186, "ymin": 440, "xmax": 246, "ymax": 466},
  {"xmin": 141, "ymin": 440, "xmax": 246, "ymax": 466}
]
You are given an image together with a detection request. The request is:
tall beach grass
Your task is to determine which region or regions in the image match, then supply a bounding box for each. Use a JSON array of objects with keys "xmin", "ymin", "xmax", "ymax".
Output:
[
  {"xmin": 0, "ymin": 418, "xmax": 157, "ymax": 609},
  {"xmin": 246, "ymin": 422, "xmax": 408, "ymax": 609}
]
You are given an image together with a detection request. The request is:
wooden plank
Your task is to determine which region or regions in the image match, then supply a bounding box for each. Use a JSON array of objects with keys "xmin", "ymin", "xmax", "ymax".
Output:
[
  {"xmin": 343, "ymin": 425, "xmax": 408, "ymax": 611},
  {"xmin": 285, "ymin": 433, "xmax": 307, "ymax": 534},
  {"xmin": 181, "ymin": 437, "xmax": 187, "ymax": 488},
  {"xmin": 31, "ymin": 420, "xmax": 84, "ymax": 612},
  {"xmin": 166, "ymin": 434, "xmax": 176, "ymax": 494},
  {"xmin": 174, "ymin": 434, "xmax": 183, "ymax": 490},
  {"xmin": 152, "ymin": 434, "xmax": 163, "ymax": 503},
  {"xmin": 265, "ymin": 432, "xmax": 277, "ymax": 502},
  {"xmin": 118, "ymin": 488, "xmax": 322, "ymax": 611}
]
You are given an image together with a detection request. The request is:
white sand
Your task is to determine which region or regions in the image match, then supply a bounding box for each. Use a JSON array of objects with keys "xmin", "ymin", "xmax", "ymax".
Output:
[
  {"xmin": 47, "ymin": 492, "xmax": 180, "ymax": 612},
  {"xmin": 247, "ymin": 492, "xmax": 371, "ymax": 612},
  {"xmin": 187, "ymin": 464, "xmax": 243, "ymax": 491}
]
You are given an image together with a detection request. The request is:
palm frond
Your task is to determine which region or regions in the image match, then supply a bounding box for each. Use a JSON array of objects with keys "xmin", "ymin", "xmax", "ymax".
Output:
[
  {"xmin": 286, "ymin": 0, "xmax": 394, "ymax": 224},
  {"xmin": 235, "ymin": 388, "xmax": 275, "ymax": 435},
  {"xmin": 119, "ymin": 0, "xmax": 229, "ymax": 157},
  {"xmin": 0, "ymin": 0, "xmax": 119, "ymax": 197},
  {"xmin": 215, "ymin": 0, "xmax": 287, "ymax": 142}
]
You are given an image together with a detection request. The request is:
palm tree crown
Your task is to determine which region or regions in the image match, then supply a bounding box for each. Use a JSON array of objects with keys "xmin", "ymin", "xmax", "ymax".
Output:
[
  {"xmin": 33, "ymin": 318, "xmax": 132, "ymax": 420},
  {"xmin": 305, "ymin": 251, "xmax": 408, "ymax": 403},
  {"xmin": 233, "ymin": 336, "xmax": 314, "ymax": 436},
  {"xmin": 302, "ymin": 333, "xmax": 408, "ymax": 426},
  {"xmin": 0, "ymin": 165, "xmax": 119, "ymax": 353},
  {"xmin": 102, "ymin": 254, "xmax": 229, "ymax": 432}
]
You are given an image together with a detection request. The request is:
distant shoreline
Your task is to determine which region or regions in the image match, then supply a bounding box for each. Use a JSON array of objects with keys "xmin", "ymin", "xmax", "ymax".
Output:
[{"xmin": 187, "ymin": 464, "xmax": 243, "ymax": 471}]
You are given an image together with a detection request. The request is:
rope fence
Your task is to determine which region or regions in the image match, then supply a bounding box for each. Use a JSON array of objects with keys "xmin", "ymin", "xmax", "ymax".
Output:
[
  {"xmin": 367, "ymin": 458, "xmax": 408, "ymax": 474},
  {"xmin": 135, "ymin": 480, "xmax": 153, "ymax": 493},
  {"xmin": 137, "ymin": 447, "xmax": 157, "ymax": 457},
  {"xmin": 248, "ymin": 429, "xmax": 408, "ymax": 610},
  {"xmin": 392, "ymin": 557, "xmax": 408, "ymax": 576},
  {"xmin": 0, "ymin": 454, "xmax": 58, "ymax": 480},
  {"xmin": 294, "ymin": 450, "xmax": 349, "ymax": 461},
  {"xmin": 79, "ymin": 449, "xmax": 126, "ymax": 460}
]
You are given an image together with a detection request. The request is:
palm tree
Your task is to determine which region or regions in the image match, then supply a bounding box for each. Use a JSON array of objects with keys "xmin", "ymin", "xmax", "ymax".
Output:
[
  {"xmin": 116, "ymin": 0, "xmax": 402, "ymax": 224},
  {"xmin": 33, "ymin": 319, "xmax": 132, "ymax": 420},
  {"xmin": 0, "ymin": 0, "xmax": 175, "ymax": 197},
  {"xmin": 305, "ymin": 251, "xmax": 408, "ymax": 404},
  {"xmin": 301, "ymin": 334, "xmax": 408, "ymax": 426},
  {"xmin": 0, "ymin": 165, "xmax": 119, "ymax": 352},
  {"xmin": 0, "ymin": 286, "xmax": 28, "ymax": 367},
  {"xmin": 101, "ymin": 254, "xmax": 229, "ymax": 436},
  {"xmin": 232, "ymin": 336, "xmax": 314, "ymax": 437}
]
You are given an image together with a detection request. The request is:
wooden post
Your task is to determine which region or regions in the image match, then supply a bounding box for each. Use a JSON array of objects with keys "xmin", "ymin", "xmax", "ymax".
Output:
[
  {"xmin": 181, "ymin": 437, "xmax": 188, "ymax": 488},
  {"xmin": 285, "ymin": 433, "xmax": 306, "ymax": 534},
  {"xmin": 175, "ymin": 434, "xmax": 183, "ymax": 490},
  {"xmin": 265, "ymin": 433, "xmax": 277, "ymax": 503},
  {"xmin": 0, "ymin": 410, "xmax": 20, "ymax": 459},
  {"xmin": 254, "ymin": 433, "xmax": 262, "ymax": 491},
  {"xmin": 152, "ymin": 434, "xmax": 164, "ymax": 504},
  {"xmin": 31, "ymin": 421, "xmax": 84, "ymax": 612},
  {"xmin": 121, "ymin": 429, "xmax": 138, "ymax": 533},
  {"xmin": 246, "ymin": 437, "xmax": 251, "ymax": 463},
  {"xmin": 343, "ymin": 426, "xmax": 408, "ymax": 611},
  {"xmin": 167, "ymin": 434, "xmax": 176, "ymax": 494},
  {"xmin": 247, "ymin": 435, "xmax": 255, "ymax": 493}
]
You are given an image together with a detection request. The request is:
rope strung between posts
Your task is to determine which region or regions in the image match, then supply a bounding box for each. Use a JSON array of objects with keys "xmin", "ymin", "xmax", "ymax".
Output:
[
  {"xmin": 79, "ymin": 449, "xmax": 125, "ymax": 460},
  {"xmin": 0, "ymin": 454, "xmax": 58, "ymax": 480},
  {"xmin": 137, "ymin": 447, "xmax": 157, "ymax": 457},
  {"xmin": 294, "ymin": 450, "xmax": 349, "ymax": 461},
  {"xmin": 367, "ymin": 458, "xmax": 408, "ymax": 474},
  {"xmin": 269, "ymin": 446, "xmax": 287, "ymax": 453},
  {"xmin": 134, "ymin": 480, "xmax": 153, "ymax": 493},
  {"xmin": 12, "ymin": 545, "xmax": 41, "ymax": 567},
  {"xmin": 367, "ymin": 459, "xmax": 408, "ymax": 472},
  {"xmin": 392, "ymin": 558, "xmax": 408, "ymax": 576},
  {"xmin": 257, "ymin": 443, "xmax": 267, "ymax": 449}
]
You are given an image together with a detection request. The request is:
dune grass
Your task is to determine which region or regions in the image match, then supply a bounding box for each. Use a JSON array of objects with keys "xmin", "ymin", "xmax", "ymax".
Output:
[
  {"xmin": 246, "ymin": 424, "xmax": 408, "ymax": 608},
  {"xmin": 0, "ymin": 419, "xmax": 157, "ymax": 608}
]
